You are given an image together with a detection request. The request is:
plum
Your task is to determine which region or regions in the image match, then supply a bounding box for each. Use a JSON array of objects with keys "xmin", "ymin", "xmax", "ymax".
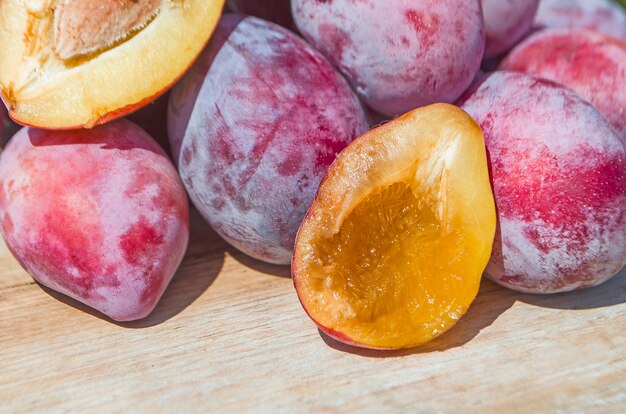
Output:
[
  {"xmin": 481, "ymin": 0, "xmax": 539, "ymax": 58},
  {"xmin": 0, "ymin": 120, "xmax": 189, "ymax": 321},
  {"xmin": 293, "ymin": 104, "xmax": 496, "ymax": 349},
  {"xmin": 228, "ymin": 0, "xmax": 295, "ymax": 30},
  {"xmin": 168, "ymin": 15, "xmax": 368, "ymax": 265},
  {"xmin": 0, "ymin": 0, "xmax": 225, "ymax": 129},
  {"xmin": 501, "ymin": 29, "xmax": 626, "ymax": 140},
  {"xmin": 461, "ymin": 71, "xmax": 626, "ymax": 294},
  {"xmin": 535, "ymin": 0, "xmax": 626, "ymax": 42},
  {"xmin": 291, "ymin": 0, "xmax": 485, "ymax": 117}
]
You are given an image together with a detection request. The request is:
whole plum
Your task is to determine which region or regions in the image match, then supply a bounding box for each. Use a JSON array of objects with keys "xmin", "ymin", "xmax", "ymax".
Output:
[
  {"xmin": 0, "ymin": 120, "xmax": 189, "ymax": 321},
  {"xmin": 461, "ymin": 72, "xmax": 626, "ymax": 293},
  {"xmin": 168, "ymin": 15, "xmax": 368, "ymax": 264},
  {"xmin": 292, "ymin": 0, "xmax": 485, "ymax": 117}
]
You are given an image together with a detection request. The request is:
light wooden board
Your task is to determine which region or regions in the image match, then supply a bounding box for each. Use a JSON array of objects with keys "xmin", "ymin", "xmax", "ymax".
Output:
[{"xmin": 1, "ymin": 210, "xmax": 625, "ymax": 413}]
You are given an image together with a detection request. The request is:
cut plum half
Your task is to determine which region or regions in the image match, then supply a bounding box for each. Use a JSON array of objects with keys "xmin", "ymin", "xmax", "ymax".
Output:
[
  {"xmin": 0, "ymin": 0, "xmax": 224, "ymax": 129},
  {"xmin": 293, "ymin": 104, "xmax": 496, "ymax": 349}
]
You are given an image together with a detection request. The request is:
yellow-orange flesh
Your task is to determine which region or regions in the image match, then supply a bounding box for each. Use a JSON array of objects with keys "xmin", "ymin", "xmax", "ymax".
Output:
[
  {"xmin": 0, "ymin": 0, "xmax": 224, "ymax": 128},
  {"xmin": 293, "ymin": 104, "xmax": 496, "ymax": 349}
]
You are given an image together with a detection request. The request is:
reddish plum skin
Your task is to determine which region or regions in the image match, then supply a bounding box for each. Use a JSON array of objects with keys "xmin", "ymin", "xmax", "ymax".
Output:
[
  {"xmin": 501, "ymin": 29, "xmax": 626, "ymax": 140},
  {"xmin": 168, "ymin": 14, "xmax": 245, "ymax": 166},
  {"xmin": 481, "ymin": 0, "xmax": 539, "ymax": 58},
  {"xmin": 0, "ymin": 120, "xmax": 190, "ymax": 321},
  {"xmin": 169, "ymin": 15, "xmax": 368, "ymax": 265},
  {"xmin": 535, "ymin": 0, "xmax": 626, "ymax": 42},
  {"xmin": 228, "ymin": 0, "xmax": 295, "ymax": 30},
  {"xmin": 291, "ymin": 0, "xmax": 485, "ymax": 117},
  {"xmin": 461, "ymin": 72, "xmax": 626, "ymax": 294}
]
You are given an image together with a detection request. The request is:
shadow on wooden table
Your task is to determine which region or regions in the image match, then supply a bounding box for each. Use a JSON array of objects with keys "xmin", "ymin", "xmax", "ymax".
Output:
[
  {"xmin": 518, "ymin": 267, "xmax": 626, "ymax": 310},
  {"xmin": 320, "ymin": 278, "xmax": 517, "ymax": 358},
  {"xmin": 227, "ymin": 246, "xmax": 291, "ymax": 278},
  {"xmin": 40, "ymin": 210, "xmax": 227, "ymax": 328},
  {"xmin": 320, "ymin": 267, "xmax": 626, "ymax": 357}
]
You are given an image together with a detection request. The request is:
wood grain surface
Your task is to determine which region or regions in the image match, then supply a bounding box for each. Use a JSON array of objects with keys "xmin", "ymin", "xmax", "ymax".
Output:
[{"xmin": 1, "ymin": 210, "xmax": 625, "ymax": 413}]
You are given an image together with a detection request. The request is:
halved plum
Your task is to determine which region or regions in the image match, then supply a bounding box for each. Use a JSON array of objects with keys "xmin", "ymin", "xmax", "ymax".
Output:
[
  {"xmin": 0, "ymin": 0, "xmax": 224, "ymax": 129},
  {"xmin": 293, "ymin": 104, "xmax": 496, "ymax": 349}
]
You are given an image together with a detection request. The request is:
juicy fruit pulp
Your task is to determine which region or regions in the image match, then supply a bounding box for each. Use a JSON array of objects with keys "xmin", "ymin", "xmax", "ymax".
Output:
[
  {"xmin": 312, "ymin": 184, "xmax": 479, "ymax": 346},
  {"xmin": 0, "ymin": 0, "xmax": 224, "ymax": 129},
  {"xmin": 294, "ymin": 104, "xmax": 496, "ymax": 349}
]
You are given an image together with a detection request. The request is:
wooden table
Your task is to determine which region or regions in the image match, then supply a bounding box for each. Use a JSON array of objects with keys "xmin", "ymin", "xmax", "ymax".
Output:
[{"xmin": 1, "ymin": 210, "xmax": 625, "ymax": 413}]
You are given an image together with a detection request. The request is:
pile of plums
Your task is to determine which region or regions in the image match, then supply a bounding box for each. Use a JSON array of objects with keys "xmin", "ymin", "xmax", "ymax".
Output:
[{"xmin": 0, "ymin": 0, "xmax": 624, "ymax": 341}]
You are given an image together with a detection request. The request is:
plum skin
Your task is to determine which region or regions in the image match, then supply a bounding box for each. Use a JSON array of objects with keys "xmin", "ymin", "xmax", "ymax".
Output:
[
  {"xmin": 501, "ymin": 29, "xmax": 626, "ymax": 140},
  {"xmin": 461, "ymin": 72, "xmax": 626, "ymax": 294},
  {"xmin": 168, "ymin": 15, "xmax": 368, "ymax": 265},
  {"xmin": 481, "ymin": 0, "xmax": 539, "ymax": 58},
  {"xmin": 535, "ymin": 0, "xmax": 626, "ymax": 42},
  {"xmin": 291, "ymin": 0, "xmax": 485, "ymax": 117},
  {"xmin": 0, "ymin": 120, "xmax": 189, "ymax": 321}
]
